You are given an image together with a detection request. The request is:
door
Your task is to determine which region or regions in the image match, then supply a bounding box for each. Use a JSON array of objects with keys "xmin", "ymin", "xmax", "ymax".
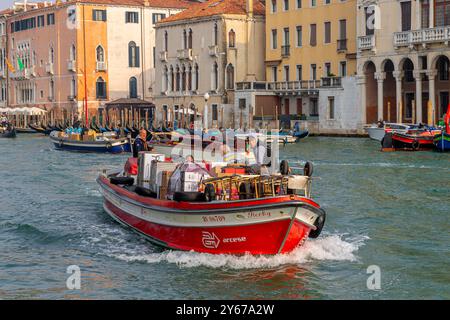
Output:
[{"xmin": 284, "ymin": 99, "xmax": 290, "ymax": 115}]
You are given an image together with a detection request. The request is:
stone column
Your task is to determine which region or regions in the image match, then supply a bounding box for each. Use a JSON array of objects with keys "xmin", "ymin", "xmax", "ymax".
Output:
[
  {"xmin": 356, "ymin": 75, "xmax": 367, "ymax": 126},
  {"xmin": 375, "ymin": 72, "xmax": 386, "ymax": 121},
  {"xmin": 427, "ymin": 69, "xmax": 437, "ymax": 125},
  {"xmin": 413, "ymin": 70, "xmax": 423, "ymax": 123},
  {"xmin": 393, "ymin": 71, "xmax": 404, "ymax": 123}
]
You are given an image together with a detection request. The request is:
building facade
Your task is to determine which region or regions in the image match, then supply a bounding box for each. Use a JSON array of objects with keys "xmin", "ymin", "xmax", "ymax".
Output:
[
  {"xmin": 153, "ymin": 0, "xmax": 266, "ymax": 129},
  {"xmin": 0, "ymin": 9, "xmax": 10, "ymax": 109},
  {"xmin": 4, "ymin": 0, "xmax": 190, "ymax": 123},
  {"xmin": 357, "ymin": 0, "xmax": 450, "ymax": 125},
  {"xmin": 235, "ymin": 0, "xmax": 360, "ymax": 133}
]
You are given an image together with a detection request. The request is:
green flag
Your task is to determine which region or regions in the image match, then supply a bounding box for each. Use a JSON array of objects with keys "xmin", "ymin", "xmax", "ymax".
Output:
[{"xmin": 17, "ymin": 56, "xmax": 24, "ymax": 71}]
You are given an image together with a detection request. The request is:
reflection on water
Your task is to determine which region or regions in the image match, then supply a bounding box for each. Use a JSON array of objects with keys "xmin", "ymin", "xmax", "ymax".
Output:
[{"xmin": 0, "ymin": 135, "xmax": 449, "ymax": 299}]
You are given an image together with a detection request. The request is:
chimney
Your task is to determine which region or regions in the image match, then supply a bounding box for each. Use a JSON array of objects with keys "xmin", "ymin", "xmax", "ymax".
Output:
[
  {"xmin": 246, "ymin": 0, "xmax": 254, "ymax": 18},
  {"xmin": 144, "ymin": 0, "xmax": 150, "ymax": 7}
]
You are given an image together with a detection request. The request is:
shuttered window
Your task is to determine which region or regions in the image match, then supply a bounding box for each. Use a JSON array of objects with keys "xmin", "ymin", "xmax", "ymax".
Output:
[
  {"xmin": 310, "ymin": 24, "xmax": 316, "ymax": 46},
  {"xmin": 401, "ymin": 1, "xmax": 411, "ymax": 31}
]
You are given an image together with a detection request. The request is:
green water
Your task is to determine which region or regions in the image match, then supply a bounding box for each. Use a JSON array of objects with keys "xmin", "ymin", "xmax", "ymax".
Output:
[{"xmin": 0, "ymin": 135, "xmax": 449, "ymax": 299}]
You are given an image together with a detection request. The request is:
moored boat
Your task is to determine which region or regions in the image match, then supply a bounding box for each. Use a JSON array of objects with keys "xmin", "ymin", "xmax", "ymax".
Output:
[
  {"xmin": 391, "ymin": 130, "xmax": 438, "ymax": 150},
  {"xmin": 364, "ymin": 122, "xmax": 411, "ymax": 141},
  {"xmin": 50, "ymin": 130, "xmax": 131, "ymax": 153},
  {"xmin": 97, "ymin": 156, "xmax": 326, "ymax": 255},
  {"xmin": 433, "ymin": 132, "xmax": 450, "ymax": 151},
  {"xmin": 0, "ymin": 125, "xmax": 16, "ymax": 138}
]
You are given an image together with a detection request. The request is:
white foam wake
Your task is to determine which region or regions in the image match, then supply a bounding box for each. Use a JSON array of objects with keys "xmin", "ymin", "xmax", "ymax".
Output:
[{"xmin": 111, "ymin": 233, "xmax": 367, "ymax": 270}]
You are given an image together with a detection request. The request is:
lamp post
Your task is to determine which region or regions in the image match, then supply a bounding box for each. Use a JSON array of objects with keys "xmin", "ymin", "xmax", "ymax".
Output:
[{"xmin": 203, "ymin": 92, "xmax": 210, "ymax": 129}]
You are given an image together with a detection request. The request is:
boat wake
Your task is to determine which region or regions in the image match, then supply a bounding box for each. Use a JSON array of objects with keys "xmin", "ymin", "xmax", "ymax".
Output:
[{"xmin": 105, "ymin": 233, "xmax": 367, "ymax": 270}]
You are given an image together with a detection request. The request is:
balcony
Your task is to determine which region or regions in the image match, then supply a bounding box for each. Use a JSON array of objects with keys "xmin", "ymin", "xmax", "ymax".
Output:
[
  {"xmin": 96, "ymin": 61, "xmax": 107, "ymax": 71},
  {"xmin": 394, "ymin": 27, "xmax": 450, "ymax": 47},
  {"xmin": 337, "ymin": 39, "xmax": 347, "ymax": 52},
  {"xmin": 24, "ymin": 66, "xmax": 36, "ymax": 79},
  {"xmin": 45, "ymin": 62, "xmax": 54, "ymax": 74},
  {"xmin": 235, "ymin": 82, "xmax": 270, "ymax": 91},
  {"xmin": 358, "ymin": 35, "xmax": 375, "ymax": 51},
  {"xmin": 159, "ymin": 51, "xmax": 168, "ymax": 62},
  {"xmin": 208, "ymin": 45, "xmax": 218, "ymax": 57},
  {"xmin": 177, "ymin": 48, "xmax": 193, "ymax": 61},
  {"xmin": 321, "ymin": 76, "xmax": 342, "ymax": 88},
  {"xmin": 67, "ymin": 60, "xmax": 76, "ymax": 72},
  {"xmin": 281, "ymin": 45, "xmax": 290, "ymax": 57},
  {"xmin": 11, "ymin": 70, "xmax": 25, "ymax": 79}
]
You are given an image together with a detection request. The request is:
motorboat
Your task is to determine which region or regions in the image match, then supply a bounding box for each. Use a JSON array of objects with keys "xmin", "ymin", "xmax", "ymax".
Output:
[
  {"xmin": 364, "ymin": 122, "xmax": 411, "ymax": 141},
  {"xmin": 97, "ymin": 154, "xmax": 326, "ymax": 255},
  {"xmin": 50, "ymin": 130, "xmax": 131, "ymax": 153}
]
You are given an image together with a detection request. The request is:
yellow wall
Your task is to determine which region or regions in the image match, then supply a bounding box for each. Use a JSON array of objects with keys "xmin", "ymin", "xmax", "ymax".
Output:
[
  {"xmin": 265, "ymin": 0, "xmax": 357, "ymax": 81},
  {"xmin": 76, "ymin": 4, "xmax": 108, "ymax": 115}
]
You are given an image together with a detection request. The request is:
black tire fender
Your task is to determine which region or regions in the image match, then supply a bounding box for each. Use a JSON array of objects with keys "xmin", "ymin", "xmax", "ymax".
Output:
[
  {"xmin": 304, "ymin": 161, "xmax": 314, "ymax": 177},
  {"xmin": 308, "ymin": 210, "xmax": 326, "ymax": 239},
  {"xmin": 135, "ymin": 186, "xmax": 157, "ymax": 198},
  {"xmin": 412, "ymin": 140, "xmax": 420, "ymax": 151},
  {"xmin": 280, "ymin": 160, "xmax": 290, "ymax": 175}
]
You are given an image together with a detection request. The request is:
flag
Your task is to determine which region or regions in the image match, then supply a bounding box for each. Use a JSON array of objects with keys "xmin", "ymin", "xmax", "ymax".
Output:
[
  {"xmin": 5, "ymin": 58, "xmax": 15, "ymax": 73},
  {"xmin": 17, "ymin": 56, "xmax": 24, "ymax": 71}
]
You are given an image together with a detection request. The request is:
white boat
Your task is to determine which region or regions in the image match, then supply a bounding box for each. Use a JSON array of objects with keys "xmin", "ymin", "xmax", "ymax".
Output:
[{"xmin": 364, "ymin": 123, "xmax": 411, "ymax": 141}]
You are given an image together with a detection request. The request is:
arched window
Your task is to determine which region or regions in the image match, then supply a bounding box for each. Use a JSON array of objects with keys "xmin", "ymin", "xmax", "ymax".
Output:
[
  {"xmin": 212, "ymin": 62, "xmax": 218, "ymax": 90},
  {"xmin": 188, "ymin": 65, "xmax": 192, "ymax": 91},
  {"xmin": 182, "ymin": 65, "xmax": 186, "ymax": 91},
  {"xmin": 70, "ymin": 44, "xmax": 76, "ymax": 61},
  {"xmin": 226, "ymin": 64, "xmax": 234, "ymax": 89},
  {"xmin": 49, "ymin": 46, "xmax": 54, "ymax": 63},
  {"xmin": 183, "ymin": 29, "xmax": 187, "ymax": 49},
  {"xmin": 128, "ymin": 41, "xmax": 140, "ymax": 67},
  {"xmin": 164, "ymin": 31, "xmax": 168, "ymax": 51},
  {"xmin": 213, "ymin": 23, "xmax": 218, "ymax": 45},
  {"xmin": 170, "ymin": 65, "xmax": 174, "ymax": 92},
  {"xmin": 188, "ymin": 28, "xmax": 193, "ymax": 49},
  {"xmin": 129, "ymin": 77, "xmax": 138, "ymax": 98},
  {"xmin": 228, "ymin": 29, "xmax": 236, "ymax": 48},
  {"xmin": 96, "ymin": 77, "xmax": 107, "ymax": 99},
  {"xmin": 96, "ymin": 45, "xmax": 104, "ymax": 62},
  {"xmin": 194, "ymin": 64, "xmax": 199, "ymax": 91},
  {"xmin": 176, "ymin": 65, "xmax": 180, "ymax": 91},
  {"xmin": 163, "ymin": 66, "xmax": 169, "ymax": 92}
]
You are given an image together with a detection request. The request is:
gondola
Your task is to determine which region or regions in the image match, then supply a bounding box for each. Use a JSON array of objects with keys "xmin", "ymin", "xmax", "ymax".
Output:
[{"xmin": 0, "ymin": 126, "xmax": 16, "ymax": 138}]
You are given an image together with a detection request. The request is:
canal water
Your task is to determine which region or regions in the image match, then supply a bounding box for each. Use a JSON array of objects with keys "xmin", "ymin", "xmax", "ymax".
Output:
[{"xmin": 0, "ymin": 135, "xmax": 449, "ymax": 299}]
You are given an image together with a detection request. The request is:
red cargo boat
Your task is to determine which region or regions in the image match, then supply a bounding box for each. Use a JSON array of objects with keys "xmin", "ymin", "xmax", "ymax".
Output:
[
  {"xmin": 392, "ymin": 130, "xmax": 438, "ymax": 150},
  {"xmin": 97, "ymin": 160, "xmax": 326, "ymax": 255}
]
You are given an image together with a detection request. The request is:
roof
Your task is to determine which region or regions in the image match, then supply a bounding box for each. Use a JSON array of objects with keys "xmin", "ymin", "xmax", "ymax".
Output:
[
  {"xmin": 105, "ymin": 98, "xmax": 155, "ymax": 109},
  {"xmin": 65, "ymin": 0, "xmax": 194, "ymax": 10},
  {"xmin": 159, "ymin": 0, "xmax": 265, "ymax": 24}
]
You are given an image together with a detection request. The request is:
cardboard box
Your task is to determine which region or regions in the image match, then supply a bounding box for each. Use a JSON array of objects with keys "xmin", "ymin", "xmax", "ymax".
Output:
[
  {"xmin": 183, "ymin": 181, "xmax": 199, "ymax": 192},
  {"xmin": 70, "ymin": 133, "xmax": 81, "ymax": 141},
  {"xmin": 182, "ymin": 171, "xmax": 201, "ymax": 182},
  {"xmin": 158, "ymin": 186, "xmax": 168, "ymax": 200},
  {"xmin": 83, "ymin": 134, "xmax": 95, "ymax": 141}
]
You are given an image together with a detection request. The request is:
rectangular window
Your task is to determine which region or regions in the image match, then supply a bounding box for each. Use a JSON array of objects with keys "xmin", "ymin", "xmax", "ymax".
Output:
[
  {"xmin": 328, "ymin": 97, "xmax": 335, "ymax": 119},
  {"xmin": 311, "ymin": 0, "xmax": 317, "ymax": 7},
  {"xmin": 422, "ymin": 1, "xmax": 430, "ymax": 28},
  {"xmin": 272, "ymin": 29, "xmax": 278, "ymax": 49},
  {"xmin": 283, "ymin": 27, "xmax": 290, "ymax": 45},
  {"xmin": 310, "ymin": 98, "xmax": 319, "ymax": 116},
  {"xmin": 296, "ymin": 65, "xmax": 302, "ymax": 81},
  {"xmin": 339, "ymin": 19, "xmax": 347, "ymax": 41},
  {"xmin": 325, "ymin": 0, "xmax": 331, "ymax": 4},
  {"xmin": 311, "ymin": 64, "xmax": 317, "ymax": 80},
  {"xmin": 284, "ymin": 65, "xmax": 290, "ymax": 81},
  {"xmin": 38, "ymin": 15, "xmax": 45, "ymax": 27},
  {"xmin": 152, "ymin": 13, "xmax": 166, "ymax": 24},
  {"xmin": 325, "ymin": 62, "xmax": 331, "ymax": 76},
  {"xmin": 296, "ymin": 26, "xmax": 302, "ymax": 46},
  {"xmin": 153, "ymin": 47, "xmax": 156, "ymax": 68},
  {"xmin": 47, "ymin": 13, "xmax": 55, "ymax": 25},
  {"xmin": 297, "ymin": 0, "xmax": 302, "ymax": 8},
  {"xmin": 96, "ymin": 81, "xmax": 107, "ymax": 99},
  {"xmin": 324, "ymin": 22, "xmax": 331, "ymax": 44},
  {"xmin": 271, "ymin": 0, "xmax": 277, "ymax": 13},
  {"xmin": 212, "ymin": 104, "xmax": 218, "ymax": 121},
  {"xmin": 340, "ymin": 61, "xmax": 347, "ymax": 76},
  {"xmin": 401, "ymin": 1, "xmax": 412, "ymax": 31},
  {"xmin": 125, "ymin": 12, "xmax": 139, "ymax": 24},
  {"xmin": 93, "ymin": 10, "xmax": 107, "ymax": 22},
  {"xmin": 272, "ymin": 66, "xmax": 278, "ymax": 82},
  {"xmin": 284, "ymin": 0, "xmax": 289, "ymax": 10},
  {"xmin": 310, "ymin": 24, "xmax": 316, "ymax": 46}
]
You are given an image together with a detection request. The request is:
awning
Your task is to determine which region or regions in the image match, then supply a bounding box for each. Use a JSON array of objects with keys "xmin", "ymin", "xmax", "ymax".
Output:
[{"xmin": 105, "ymin": 98, "xmax": 155, "ymax": 110}]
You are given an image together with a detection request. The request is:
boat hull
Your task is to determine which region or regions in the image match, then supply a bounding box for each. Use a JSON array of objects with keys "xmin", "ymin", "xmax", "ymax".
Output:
[
  {"xmin": 434, "ymin": 133, "xmax": 450, "ymax": 151},
  {"xmin": 97, "ymin": 175, "xmax": 323, "ymax": 255},
  {"xmin": 0, "ymin": 128, "xmax": 16, "ymax": 138},
  {"xmin": 365, "ymin": 127, "xmax": 385, "ymax": 141},
  {"xmin": 50, "ymin": 131, "xmax": 130, "ymax": 153},
  {"xmin": 392, "ymin": 132, "xmax": 435, "ymax": 150}
]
